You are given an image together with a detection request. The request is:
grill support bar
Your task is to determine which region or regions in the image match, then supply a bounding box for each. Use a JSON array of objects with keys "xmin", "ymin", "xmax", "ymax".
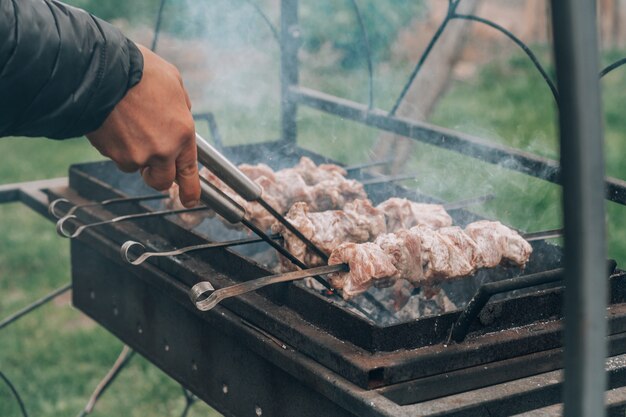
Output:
[
  {"xmin": 280, "ymin": 0, "xmax": 298, "ymax": 143},
  {"xmin": 550, "ymin": 1, "xmax": 608, "ymax": 416},
  {"xmin": 286, "ymin": 86, "xmax": 626, "ymax": 206}
]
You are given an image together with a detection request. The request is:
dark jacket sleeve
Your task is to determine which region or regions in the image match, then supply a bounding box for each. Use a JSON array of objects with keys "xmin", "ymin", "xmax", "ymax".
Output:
[{"xmin": 0, "ymin": 0, "xmax": 143, "ymax": 139}]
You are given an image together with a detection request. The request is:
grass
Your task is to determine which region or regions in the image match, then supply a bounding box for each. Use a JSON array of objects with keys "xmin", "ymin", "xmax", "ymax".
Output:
[
  {"xmin": 0, "ymin": 139, "xmax": 220, "ymax": 416},
  {"xmin": 1, "ymin": 45, "xmax": 626, "ymax": 416}
]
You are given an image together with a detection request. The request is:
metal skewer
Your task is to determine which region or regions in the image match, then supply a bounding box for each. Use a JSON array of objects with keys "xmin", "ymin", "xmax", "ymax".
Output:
[
  {"xmin": 121, "ymin": 234, "xmax": 282, "ymax": 265},
  {"xmin": 191, "ymin": 264, "xmax": 348, "ymax": 311},
  {"xmin": 344, "ymin": 158, "xmax": 393, "ymax": 173},
  {"xmin": 47, "ymin": 159, "xmax": 388, "ymax": 220},
  {"xmin": 195, "ymin": 133, "xmax": 330, "ymax": 262},
  {"xmin": 523, "ymin": 228, "xmax": 563, "ymax": 242},
  {"xmin": 197, "ymin": 176, "xmax": 333, "ymax": 291},
  {"xmin": 360, "ymin": 173, "xmax": 419, "ymax": 186},
  {"xmin": 55, "ymin": 206, "xmax": 209, "ymax": 239},
  {"xmin": 197, "ymin": 176, "xmax": 396, "ymax": 315},
  {"xmin": 48, "ymin": 193, "xmax": 167, "ymax": 219}
]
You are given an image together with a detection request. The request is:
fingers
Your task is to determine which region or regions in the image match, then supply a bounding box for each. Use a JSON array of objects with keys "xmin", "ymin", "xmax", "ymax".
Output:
[
  {"xmin": 174, "ymin": 137, "xmax": 201, "ymax": 208},
  {"xmin": 141, "ymin": 162, "xmax": 176, "ymax": 192}
]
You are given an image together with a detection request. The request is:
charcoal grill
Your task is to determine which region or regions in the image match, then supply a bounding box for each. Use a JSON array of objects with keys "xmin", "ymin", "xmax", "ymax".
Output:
[
  {"xmin": 38, "ymin": 140, "xmax": 625, "ymax": 416},
  {"xmin": 3, "ymin": 0, "xmax": 626, "ymax": 416}
]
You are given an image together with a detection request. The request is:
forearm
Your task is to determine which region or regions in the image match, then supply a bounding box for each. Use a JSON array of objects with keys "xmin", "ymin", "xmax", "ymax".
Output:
[{"xmin": 0, "ymin": 0, "xmax": 143, "ymax": 139}]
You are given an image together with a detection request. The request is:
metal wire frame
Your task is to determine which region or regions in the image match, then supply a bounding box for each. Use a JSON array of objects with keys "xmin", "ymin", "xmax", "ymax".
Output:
[
  {"xmin": 347, "ymin": 0, "xmax": 374, "ymax": 109},
  {"xmin": 76, "ymin": 347, "xmax": 136, "ymax": 417},
  {"xmin": 0, "ymin": 371, "xmax": 28, "ymax": 417},
  {"xmin": 179, "ymin": 387, "xmax": 198, "ymax": 417},
  {"xmin": 150, "ymin": 0, "xmax": 167, "ymax": 52}
]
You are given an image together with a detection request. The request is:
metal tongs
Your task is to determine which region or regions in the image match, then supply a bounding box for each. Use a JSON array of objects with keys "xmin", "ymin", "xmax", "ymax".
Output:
[
  {"xmin": 195, "ymin": 134, "xmax": 329, "ymax": 262},
  {"xmin": 193, "ymin": 133, "xmax": 336, "ymax": 293}
]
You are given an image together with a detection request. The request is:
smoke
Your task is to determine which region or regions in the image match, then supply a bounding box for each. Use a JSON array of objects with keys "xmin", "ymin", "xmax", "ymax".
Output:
[{"xmin": 116, "ymin": 0, "xmax": 564, "ymax": 236}]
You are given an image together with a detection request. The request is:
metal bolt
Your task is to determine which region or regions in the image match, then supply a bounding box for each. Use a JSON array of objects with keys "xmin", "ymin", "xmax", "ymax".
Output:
[
  {"xmin": 191, "ymin": 361, "xmax": 198, "ymax": 372},
  {"xmin": 255, "ymin": 405, "xmax": 262, "ymax": 416},
  {"xmin": 164, "ymin": 341, "xmax": 170, "ymax": 352},
  {"xmin": 113, "ymin": 307, "xmax": 119, "ymax": 316},
  {"xmin": 137, "ymin": 324, "xmax": 143, "ymax": 334},
  {"xmin": 222, "ymin": 384, "xmax": 228, "ymax": 395},
  {"xmin": 89, "ymin": 290, "xmax": 95, "ymax": 299}
]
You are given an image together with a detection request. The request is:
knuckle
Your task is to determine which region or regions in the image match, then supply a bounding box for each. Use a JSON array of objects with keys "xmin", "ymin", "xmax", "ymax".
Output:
[
  {"xmin": 179, "ymin": 120, "xmax": 195, "ymax": 140},
  {"xmin": 177, "ymin": 162, "xmax": 198, "ymax": 179}
]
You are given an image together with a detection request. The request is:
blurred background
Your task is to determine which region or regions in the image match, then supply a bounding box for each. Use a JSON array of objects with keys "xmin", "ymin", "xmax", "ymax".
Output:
[{"xmin": 2, "ymin": 0, "xmax": 626, "ymax": 415}]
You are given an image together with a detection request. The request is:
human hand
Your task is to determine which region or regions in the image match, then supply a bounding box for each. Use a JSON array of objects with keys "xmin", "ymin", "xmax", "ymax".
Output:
[{"xmin": 86, "ymin": 44, "xmax": 200, "ymax": 207}]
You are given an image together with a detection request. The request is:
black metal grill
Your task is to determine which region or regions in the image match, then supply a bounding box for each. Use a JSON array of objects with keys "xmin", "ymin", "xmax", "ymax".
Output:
[
  {"xmin": 2, "ymin": 0, "xmax": 626, "ymax": 415},
  {"xmin": 43, "ymin": 140, "xmax": 626, "ymax": 415}
]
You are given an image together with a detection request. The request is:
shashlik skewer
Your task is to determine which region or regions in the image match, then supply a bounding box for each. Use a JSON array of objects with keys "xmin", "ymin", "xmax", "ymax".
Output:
[
  {"xmin": 189, "ymin": 221, "xmax": 534, "ymax": 311},
  {"xmin": 328, "ymin": 221, "xmax": 533, "ymax": 299},
  {"xmin": 167, "ymin": 159, "xmax": 367, "ymax": 231},
  {"xmin": 272, "ymin": 197, "xmax": 454, "ymax": 268}
]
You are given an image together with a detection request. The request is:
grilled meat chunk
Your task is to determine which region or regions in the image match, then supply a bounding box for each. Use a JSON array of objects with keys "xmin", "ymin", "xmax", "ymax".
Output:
[
  {"xmin": 328, "ymin": 222, "xmax": 532, "ymax": 299},
  {"xmin": 377, "ymin": 197, "xmax": 453, "ymax": 232},
  {"xmin": 328, "ymin": 242, "xmax": 397, "ymax": 298},
  {"xmin": 166, "ymin": 158, "xmax": 366, "ymax": 230},
  {"xmin": 273, "ymin": 199, "xmax": 386, "ymax": 267},
  {"xmin": 464, "ymin": 220, "xmax": 533, "ymax": 268},
  {"xmin": 274, "ymin": 198, "xmax": 456, "ymax": 269}
]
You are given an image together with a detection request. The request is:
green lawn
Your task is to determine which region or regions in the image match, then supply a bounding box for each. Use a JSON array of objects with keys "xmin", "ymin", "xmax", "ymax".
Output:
[
  {"xmin": 0, "ymin": 139, "xmax": 219, "ymax": 416},
  {"xmin": 2, "ymin": 47, "xmax": 626, "ymax": 416}
]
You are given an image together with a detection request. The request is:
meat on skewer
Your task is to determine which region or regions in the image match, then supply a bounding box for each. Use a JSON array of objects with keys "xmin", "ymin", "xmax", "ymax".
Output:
[
  {"xmin": 166, "ymin": 157, "xmax": 366, "ymax": 230},
  {"xmin": 272, "ymin": 199, "xmax": 386, "ymax": 267},
  {"xmin": 274, "ymin": 197, "xmax": 454, "ymax": 267},
  {"xmin": 328, "ymin": 221, "xmax": 533, "ymax": 299},
  {"xmin": 377, "ymin": 198, "xmax": 453, "ymax": 231}
]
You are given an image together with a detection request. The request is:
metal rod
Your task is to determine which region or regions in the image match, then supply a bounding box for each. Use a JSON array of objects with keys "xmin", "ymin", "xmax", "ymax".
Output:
[
  {"xmin": 550, "ymin": 1, "xmax": 607, "ymax": 415},
  {"xmin": 55, "ymin": 206, "xmax": 209, "ymax": 239},
  {"xmin": 120, "ymin": 234, "xmax": 282, "ymax": 266},
  {"xmin": 179, "ymin": 387, "xmax": 197, "ymax": 417},
  {"xmin": 347, "ymin": 0, "xmax": 374, "ymax": 109},
  {"xmin": 191, "ymin": 264, "xmax": 348, "ymax": 311},
  {"xmin": 288, "ymin": 86, "xmax": 626, "ymax": 206},
  {"xmin": 241, "ymin": 218, "xmax": 332, "ymax": 290},
  {"xmin": 48, "ymin": 194, "xmax": 167, "ymax": 219},
  {"xmin": 449, "ymin": 268, "xmax": 563, "ymax": 343},
  {"xmin": 150, "ymin": 0, "xmax": 167, "ymax": 52},
  {"xmin": 600, "ymin": 57, "xmax": 626, "ymax": 78},
  {"xmin": 451, "ymin": 13, "xmax": 558, "ymax": 103},
  {"xmin": 449, "ymin": 261, "xmax": 616, "ymax": 344},
  {"xmin": 196, "ymin": 134, "xmax": 331, "ymax": 263},
  {"xmin": 0, "ymin": 283, "xmax": 72, "ymax": 331},
  {"xmin": 197, "ymin": 177, "xmax": 333, "ymax": 291},
  {"xmin": 442, "ymin": 193, "xmax": 495, "ymax": 211},
  {"xmin": 523, "ymin": 228, "xmax": 563, "ymax": 242},
  {"xmin": 280, "ymin": 0, "xmax": 299, "ymax": 143},
  {"xmin": 0, "ymin": 372, "xmax": 28, "ymax": 417},
  {"xmin": 360, "ymin": 173, "xmax": 419, "ymax": 186},
  {"xmin": 344, "ymin": 158, "xmax": 393, "ymax": 172},
  {"xmin": 241, "ymin": 0, "xmax": 280, "ymax": 42},
  {"xmin": 77, "ymin": 346, "xmax": 135, "ymax": 417},
  {"xmin": 389, "ymin": 0, "xmax": 459, "ymax": 116}
]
